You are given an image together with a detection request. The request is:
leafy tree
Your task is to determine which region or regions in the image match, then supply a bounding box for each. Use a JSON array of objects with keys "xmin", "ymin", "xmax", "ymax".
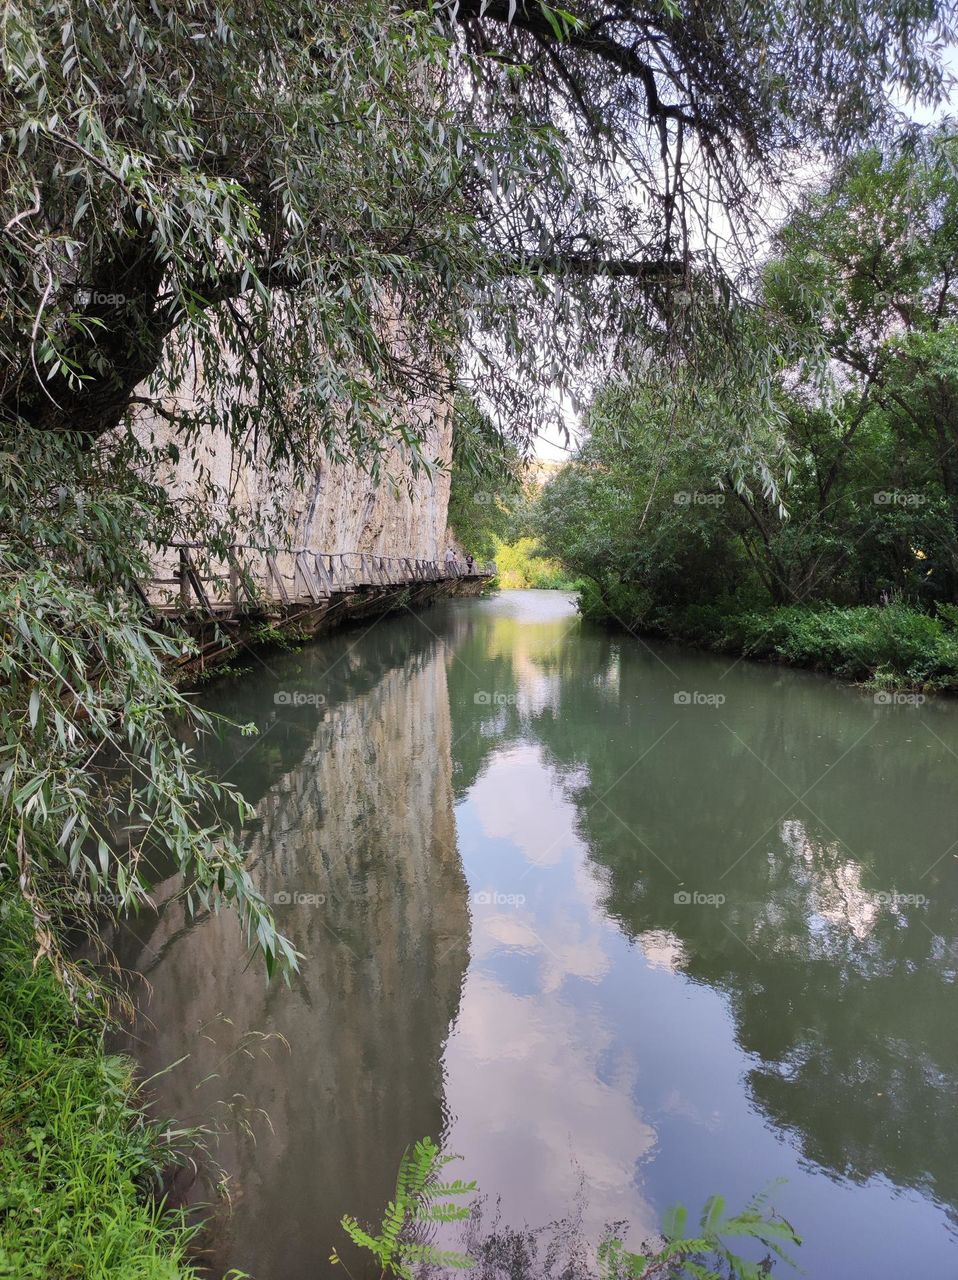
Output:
[
  {"xmin": 536, "ymin": 372, "xmax": 765, "ymax": 619},
  {"xmin": 750, "ymin": 127, "xmax": 958, "ymax": 603},
  {"xmin": 1, "ymin": 0, "xmax": 951, "ymax": 453},
  {"xmin": 0, "ymin": 432, "xmax": 298, "ymax": 986},
  {"xmin": 539, "ymin": 126, "xmax": 958, "ymax": 622},
  {"xmin": 447, "ymin": 396, "xmax": 526, "ymax": 561},
  {"xmin": 1, "ymin": 0, "xmax": 951, "ymax": 964}
]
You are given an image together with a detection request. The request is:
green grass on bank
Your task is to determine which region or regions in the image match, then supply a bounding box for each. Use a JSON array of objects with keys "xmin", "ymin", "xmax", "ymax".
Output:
[
  {"xmin": 0, "ymin": 899, "xmax": 198, "ymax": 1280},
  {"xmin": 579, "ymin": 584, "xmax": 958, "ymax": 691}
]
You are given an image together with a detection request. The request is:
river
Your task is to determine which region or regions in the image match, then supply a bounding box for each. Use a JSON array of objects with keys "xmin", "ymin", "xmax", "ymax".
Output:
[{"xmin": 113, "ymin": 589, "xmax": 958, "ymax": 1280}]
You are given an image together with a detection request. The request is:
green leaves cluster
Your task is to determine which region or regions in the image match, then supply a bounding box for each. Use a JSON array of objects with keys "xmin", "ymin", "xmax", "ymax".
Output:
[
  {"xmin": 599, "ymin": 1189, "xmax": 800, "ymax": 1280},
  {"xmin": 0, "ymin": 431, "xmax": 297, "ymax": 983},
  {"xmin": 332, "ymin": 1137, "xmax": 476, "ymax": 1279},
  {"xmin": 0, "ymin": 896, "xmax": 202, "ymax": 1279},
  {"xmin": 537, "ymin": 124, "xmax": 958, "ymax": 626},
  {"xmin": 338, "ymin": 1139, "xmax": 800, "ymax": 1280}
]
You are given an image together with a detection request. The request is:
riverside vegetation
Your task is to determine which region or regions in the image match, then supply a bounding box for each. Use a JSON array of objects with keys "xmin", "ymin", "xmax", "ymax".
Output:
[
  {"xmin": 0, "ymin": 896, "xmax": 202, "ymax": 1280},
  {"xmin": 1, "ymin": 0, "xmax": 954, "ymax": 1273},
  {"xmin": 332, "ymin": 1139, "xmax": 800, "ymax": 1280},
  {"xmin": 535, "ymin": 128, "xmax": 958, "ymax": 693}
]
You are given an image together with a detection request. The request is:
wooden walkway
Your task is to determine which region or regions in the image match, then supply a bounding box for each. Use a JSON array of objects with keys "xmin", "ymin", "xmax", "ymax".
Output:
[{"xmin": 147, "ymin": 542, "xmax": 496, "ymax": 619}]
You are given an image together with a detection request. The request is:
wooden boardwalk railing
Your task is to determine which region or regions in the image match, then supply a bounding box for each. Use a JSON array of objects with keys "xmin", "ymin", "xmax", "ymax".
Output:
[{"xmin": 146, "ymin": 542, "xmax": 496, "ymax": 617}]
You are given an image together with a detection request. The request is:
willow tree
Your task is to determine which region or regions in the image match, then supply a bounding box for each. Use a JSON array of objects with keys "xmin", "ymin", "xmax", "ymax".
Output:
[{"xmin": 0, "ymin": 0, "xmax": 952, "ymax": 969}]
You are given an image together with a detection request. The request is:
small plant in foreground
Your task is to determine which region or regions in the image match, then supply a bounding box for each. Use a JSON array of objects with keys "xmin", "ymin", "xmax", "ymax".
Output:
[
  {"xmin": 331, "ymin": 1137, "xmax": 476, "ymax": 1278},
  {"xmin": 599, "ymin": 1188, "xmax": 800, "ymax": 1280},
  {"xmin": 337, "ymin": 1140, "xmax": 800, "ymax": 1280}
]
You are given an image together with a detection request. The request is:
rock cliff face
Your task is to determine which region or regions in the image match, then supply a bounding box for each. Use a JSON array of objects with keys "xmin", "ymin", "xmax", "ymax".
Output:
[
  {"xmin": 109, "ymin": 622, "xmax": 470, "ymax": 1280},
  {"xmin": 133, "ymin": 385, "xmax": 453, "ymax": 561}
]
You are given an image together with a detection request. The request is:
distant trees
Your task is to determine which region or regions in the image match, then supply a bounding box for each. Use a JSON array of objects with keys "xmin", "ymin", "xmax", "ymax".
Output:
[{"xmin": 538, "ymin": 128, "xmax": 958, "ymax": 619}]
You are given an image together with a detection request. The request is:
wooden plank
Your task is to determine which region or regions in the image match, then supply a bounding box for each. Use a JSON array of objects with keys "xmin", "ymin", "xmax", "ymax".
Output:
[
  {"xmin": 182, "ymin": 547, "xmax": 214, "ymax": 613},
  {"xmin": 228, "ymin": 547, "xmax": 260, "ymax": 607},
  {"xmin": 312, "ymin": 554, "xmax": 333, "ymax": 595},
  {"xmin": 266, "ymin": 554, "xmax": 291, "ymax": 605},
  {"xmin": 178, "ymin": 547, "xmax": 191, "ymax": 608},
  {"xmin": 295, "ymin": 550, "xmax": 328, "ymax": 602}
]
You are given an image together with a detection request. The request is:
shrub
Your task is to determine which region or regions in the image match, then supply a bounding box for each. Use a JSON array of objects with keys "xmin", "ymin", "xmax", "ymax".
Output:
[{"xmin": 0, "ymin": 896, "xmax": 199, "ymax": 1280}]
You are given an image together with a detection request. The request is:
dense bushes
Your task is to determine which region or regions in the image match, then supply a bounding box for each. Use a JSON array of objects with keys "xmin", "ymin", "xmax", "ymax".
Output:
[
  {"xmin": 579, "ymin": 586, "xmax": 958, "ymax": 690},
  {"xmin": 0, "ymin": 898, "xmax": 197, "ymax": 1280},
  {"xmin": 492, "ymin": 537, "xmax": 581, "ymax": 590}
]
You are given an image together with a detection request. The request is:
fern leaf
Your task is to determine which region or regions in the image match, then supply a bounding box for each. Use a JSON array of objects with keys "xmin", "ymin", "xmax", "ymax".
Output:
[
  {"xmin": 661, "ymin": 1203, "xmax": 688, "ymax": 1242},
  {"xmin": 700, "ymin": 1193, "xmax": 727, "ymax": 1236},
  {"xmin": 399, "ymin": 1244, "xmax": 476, "ymax": 1270},
  {"xmin": 427, "ymin": 1179, "xmax": 478, "ymax": 1196},
  {"xmin": 416, "ymin": 1200, "xmax": 472, "ymax": 1223}
]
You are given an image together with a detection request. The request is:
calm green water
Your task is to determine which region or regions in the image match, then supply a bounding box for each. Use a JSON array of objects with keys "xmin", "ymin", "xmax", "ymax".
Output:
[{"xmin": 115, "ymin": 590, "xmax": 958, "ymax": 1279}]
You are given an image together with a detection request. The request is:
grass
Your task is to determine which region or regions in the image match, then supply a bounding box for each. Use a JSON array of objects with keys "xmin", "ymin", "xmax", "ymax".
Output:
[
  {"xmin": 0, "ymin": 897, "xmax": 200, "ymax": 1280},
  {"xmin": 579, "ymin": 583, "xmax": 958, "ymax": 692}
]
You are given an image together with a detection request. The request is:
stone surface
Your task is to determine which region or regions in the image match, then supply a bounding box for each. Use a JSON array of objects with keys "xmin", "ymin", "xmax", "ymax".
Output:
[{"xmin": 130, "ymin": 383, "xmax": 454, "ymax": 565}]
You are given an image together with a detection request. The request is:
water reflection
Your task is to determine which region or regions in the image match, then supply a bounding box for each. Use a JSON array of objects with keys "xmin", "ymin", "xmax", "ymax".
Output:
[
  {"xmin": 116, "ymin": 590, "xmax": 958, "ymax": 1280},
  {"xmin": 113, "ymin": 621, "xmax": 469, "ymax": 1279}
]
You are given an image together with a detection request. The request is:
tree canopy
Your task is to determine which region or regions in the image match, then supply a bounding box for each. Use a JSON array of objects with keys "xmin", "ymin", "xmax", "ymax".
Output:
[
  {"xmin": 2, "ymin": 0, "xmax": 953, "ymax": 459},
  {"xmin": 537, "ymin": 126, "xmax": 958, "ymax": 634}
]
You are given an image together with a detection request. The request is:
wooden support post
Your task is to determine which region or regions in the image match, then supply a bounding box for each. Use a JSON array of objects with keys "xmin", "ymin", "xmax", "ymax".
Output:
[
  {"xmin": 313, "ymin": 554, "xmax": 333, "ymax": 596},
  {"xmin": 228, "ymin": 556, "xmax": 240, "ymax": 608},
  {"xmin": 182, "ymin": 547, "xmax": 213, "ymax": 613},
  {"xmin": 266, "ymin": 554, "xmax": 291, "ymax": 605},
  {"xmin": 227, "ymin": 547, "xmax": 259, "ymax": 608},
  {"xmin": 179, "ymin": 547, "xmax": 191, "ymax": 608}
]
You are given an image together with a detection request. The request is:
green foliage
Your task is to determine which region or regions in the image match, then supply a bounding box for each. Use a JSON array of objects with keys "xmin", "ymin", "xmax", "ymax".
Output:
[
  {"xmin": 537, "ymin": 125, "xmax": 958, "ymax": 683},
  {"xmin": 332, "ymin": 1137, "xmax": 476, "ymax": 1279},
  {"xmin": 0, "ymin": 431, "xmax": 297, "ymax": 982},
  {"xmin": 0, "ymin": 895, "xmax": 202, "ymax": 1280},
  {"xmin": 447, "ymin": 397, "xmax": 528, "ymax": 563},
  {"xmin": 0, "ymin": 0, "xmax": 515, "ymax": 464},
  {"xmin": 599, "ymin": 1189, "xmax": 800, "ymax": 1280},
  {"xmin": 535, "ymin": 374, "xmax": 766, "ymax": 614},
  {"xmin": 583, "ymin": 589, "xmax": 958, "ymax": 690},
  {"xmin": 1, "ymin": 0, "xmax": 950, "ymax": 454},
  {"xmin": 492, "ymin": 535, "xmax": 581, "ymax": 590},
  {"xmin": 341, "ymin": 1141, "xmax": 799, "ymax": 1280}
]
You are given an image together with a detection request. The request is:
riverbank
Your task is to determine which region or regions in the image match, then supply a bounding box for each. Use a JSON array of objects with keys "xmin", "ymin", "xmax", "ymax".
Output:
[
  {"xmin": 0, "ymin": 898, "xmax": 197, "ymax": 1280},
  {"xmin": 578, "ymin": 587, "xmax": 958, "ymax": 692}
]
